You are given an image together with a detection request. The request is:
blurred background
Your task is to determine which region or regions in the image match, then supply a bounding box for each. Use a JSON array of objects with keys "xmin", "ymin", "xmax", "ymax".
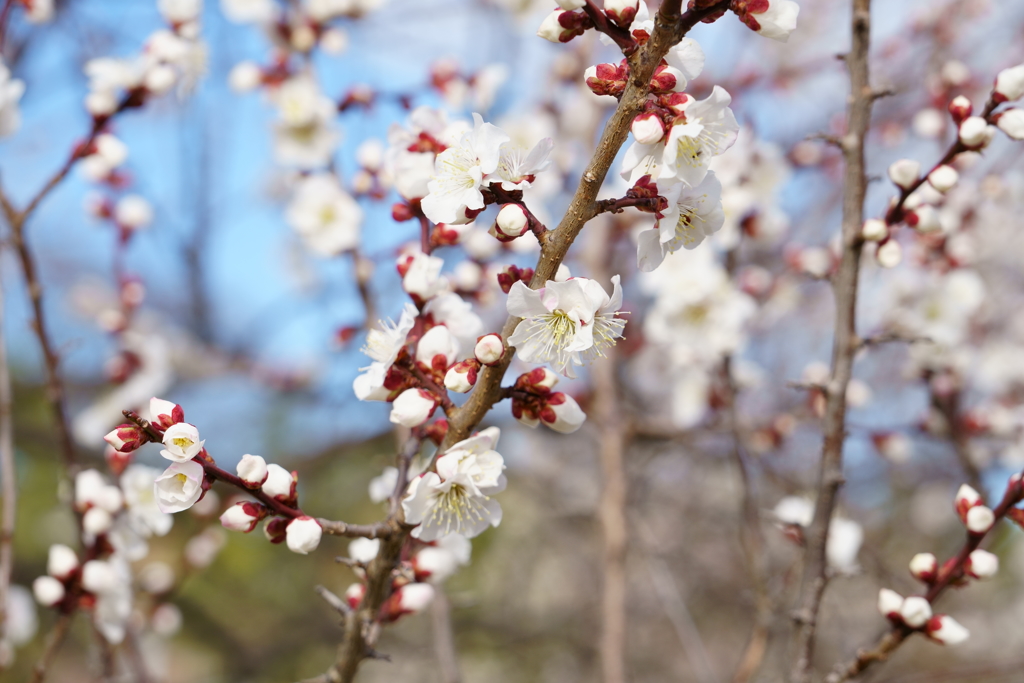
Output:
[{"xmin": 3, "ymin": 0, "xmax": 1024, "ymax": 681}]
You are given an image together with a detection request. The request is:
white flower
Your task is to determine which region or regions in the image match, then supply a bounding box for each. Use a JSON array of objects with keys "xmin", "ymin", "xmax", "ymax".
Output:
[
  {"xmin": 353, "ymin": 362, "xmax": 390, "ymax": 402},
  {"xmin": 422, "ymin": 292, "xmax": 484, "ymax": 349},
  {"xmin": 348, "ymin": 537, "xmax": 380, "ymax": 563},
  {"xmin": 927, "ymin": 615, "xmax": 970, "ymax": 645},
  {"xmin": 220, "ymin": 502, "xmax": 263, "ymax": 532},
  {"xmin": 220, "ymin": 0, "xmax": 275, "ymax": 23},
  {"xmin": 160, "ymin": 422, "xmax": 204, "ymax": 462},
  {"xmin": 744, "ymin": 0, "xmax": 800, "ymax": 42},
  {"xmin": 899, "ymin": 596, "xmax": 933, "ymax": 628},
  {"xmin": 997, "ymin": 109, "xmax": 1024, "ymax": 140},
  {"xmin": 966, "ymin": 549, "xmax": 998, "ymax": 579},
  {"xmin": 32, "ymin": 577, "xmax": 65, "ymax": 607},
  {"xmin": 402, "ymin": 251, "xmax": 446, "ymax": 302},
  {"xmin": 362, "ymin": 303, "xmax": 417, "ymax": 369},
  {"xmin": 285, "ymin": 516, "xmax": 322, "ymax": 554},
  {"xmin": 389, "ymin": 388, "xmax": 437, "ymax": 428},
  {"xmin": 271, "ymin": 78, "xmax": 339, "ymax": 168},
  {"xmin": 927, "ymin": 165, "xmax": 959, "ymax": 192},
  {"xmin": 159, "ymin": 0, "xmax": 201, "ymax": 23},
  {"xmin": 958, "ymin": 116, "xmax": 995, "ymax": 148},
  {"xmin": 80, "ymin": 133, "xmax": 128, "ymax": 180},
  {"xmin": 286, "ymin": 174, "xmax": 362, "ymax": 256},
  {"xmin": 861, "ymin": 218, "xmax": 888, "ymax": 242},
  {"xmin": 228, "ymin": 61, "xmax": 262, "ymax": 91},
  {"xmin": 413, "ymin": 533, "xmax": 471, "ymax": 583},
  {"xmin": 121, "ymin": 465, "xmax": 174, "ymax": 537},
  {"xmin": 877, "ymin": 588, "xmax": 903, "ymax": 617},
  {"xmin": 909, "ymin": 552, "xmax": 937, "ymax": 581},
  {"xmin": 154, "ymin": 460, "xmax": 205, "ymax": 513},
  {"xmin": 540, "ymin": 392, "xmax": 586, "ymax": 433},
  {"xmin": 420, "ymin": 113, "xmax": 509, "ymax": 224},
  {"xmin": 114, "ymin": 195, "xmax": 154, "ymax": 230},
  {"xmin": 416, "ymin": 325, "xmax": 460, "ymax": 368},
  {"xmin": 506, "ymin": 277, "xmax": 625, "ymax": 378},
  {"xmin": 5, "ymin": 585, "xmax": 38, "ymax": 646},
  {"xmin": 888, "ymin": 159, "xmax": 920, "ymax": 189},
  {"xmin": 659, "ymin": 87, "xmax": 738, "ymax": 187},
  {"xmin": 826, "ymin": 517, "xmax": 862, "ymax": 573},
  {"xmin": 396, "ymin": 583, "xmax": 435, "ymax": 613},
  {"xmin": 237, "ymin": 454, "xmax": 268, "ymax": 486},
  {"xmin": 83, "ymin": 508, "xmax": 114, "ymax": 535},
  {"xmin": 82, "ymin": 560, "xmax": 118, "ymax": 594},
  {"xmin": 876, "ymin": 240, "xmax": 902, "ymax": 268},
  {"xmin": 995, "ymin": 64, "xmax": 1024, "ymax": 102},
  {"xmin": 402, "ymin": 427, "xmax": 505, "ymax": 541},
  {"xmin": 486, "ymin": 138, "xmax": 553, "ymax": 192},
  {"xmin": 537, "ymin": 9, "xmax": 569, "ymax": 43},
  {"xmin": 262, "ymin": 464, "xmax": 294, "ymax": 500},
  {"xmin": 46, "ymin": 545, "xmax": 79, "ymax": 580},
  {"xmin": 474, "ymin": 334, "xmax": 504, "ymax": 365},
  {"xmin": 637, "ymin": 172, "xmax": 725, "ymax": 271},
  {"xmin": 368, "ymin": 467, "xmax": 398, "ymax": 503}
]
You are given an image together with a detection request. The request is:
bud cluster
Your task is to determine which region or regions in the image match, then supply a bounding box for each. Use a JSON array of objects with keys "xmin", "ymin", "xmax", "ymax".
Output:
[{"xmin": 509, "ymin": 368, "xmax": 587, "ymax": 434}]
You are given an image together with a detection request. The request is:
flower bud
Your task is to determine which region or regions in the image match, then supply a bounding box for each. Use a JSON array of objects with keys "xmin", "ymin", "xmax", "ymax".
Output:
[
  {"xmin": 382, "ymin": 582, "xmax": 435, "ymax": 621},
  {"xmin": 229, "ymin": 61, "xmax": 262, "ymax": 92},
  {"xmin": 445, "ymin": 360, "xmax": 479, "ymax": 393},
  {"xmin": 237, "ymin": 454, "xmax": 269, "ymax": 487},
  {"xmin": 926, "ymin": 614, "xmax": 970, "ymax": 645},
  {"xmin": 861, "ymin": 218, "xmax": 888, "ymax": 242},
  {"xmin": 32, "ymin": 576, "xmax": 65, "ymax": 607},
  {"xmin": 474, "ymin": 334, "xmax": 505, "ymax": 365},
  {"xmin": 389, "ymin": 389, "xmax": 438, "ymax": 428},
  {"xmin": 927, "ymin": 165, "xmax": 959, "ymax": 192},
  {"xmin": 994, "ymin": 63, "xmax": 1024, "ymax": 103},
  {"xmin": 220, "ymin": 502, "xmax": 266, "ymax": 533},
  {"xmin": 906, "ymin": 205, "xmax": 941, "ymax": 234},
  {"xmin": 81, "ymin": 560, "xmax": 117, "ymax": 594},
  {"xmin": 83, "ymin": 507, "xmax": 114, "ymax": 536},
  {"xmin": 46, "ymin": 545, "xmax": 79, "ymax": 580},
  {"xmin": 345, "ymin": 583, "xmax": 366, "ymax": 609},
  {"xmin": 899, "ymin": 596, "xmax": 933, "ymax": 628},
  {"xmin": 909, "ymin": 552, "xmax": 937, "ymax": 582},
  {"xmin": 877, "ymin": 588, "xmax": 904, "ymax": 619},
  {"xmin": 160, "ymin": 423, "xmax": 205, "ymax": 463},
  {"xmin": 103, "ymin": 423, "xmax": 146, "ymax": 453},
  {"xmin": 86, "ymin": 91, "xmax": 118, "ymax": 117},
  {"xmin": 263, "ymin": 517, "xmax": 289, "ymax": 544},
  {"xmin": 604, "ymin": 0, "xmax": 639, "ymax": 26},
  {"xmin": 144, "ymin": 64, "xmax": 176, "ymax": 95},
  {"xmin": 965, "ymin": 549, "xmax": 998, "ymax": 579},
  {"xmin": 348, "ymin": 537, "xmax": 380, "ymax": 564},
  {"xmin": 149, "ymin": 397, "xmax": 184, "ymax": 430},
  {"xmin": 115, "ymin": 195, "xmax": 154, "ymax": 230},
  {"xmin": 540, "ymin": 392, "xmax": 587, "ymax": 434},
  {"xmin": 876, "ymin": 240, "xmax": 902, "ymax": 268},
  {"xmin": 650, "ymin": 65, "xmax": 685, "ymax": 93},
  {"xmin": 261, "ymin": 464, "xmax": 295, "ymax": 501},
  {"xmin": 520, "ymin": 366, "xmax": 559, "ymax": 391},
  {"xmin": 958, "ymin": 116, "xmax": 994, "ymax": 149},
  {"xmin": 285, "ymin": 516, "xmax": 323, "ymax": 555},
  {"xmin": 537, "ymin": 9, "xmax": 587, "ymax": 43},
  {"xmin": 954, "ymin": 483, "xmax": 982, "ymax": 517},
  {"xmin": 537, "ymin": 9, "xmax": 568, "ymax": 43},
  {"xmin": 416, "ymin": 325, "xmax": 460, "ymax": 369},
  {"xmin": 155, "ymin": 460, "xmax": 206, "ymax": 513},
  {"xmin": 948, "ymin": 95, "xmax": 972, "ymax": 124},
  {"xmin": 996, "ymin": 109, "xmax": 1024, "ymax": 140},
  {"xmin": 887, "ymin": 159, "xmax": 920, "ymax": 190},
  {"xmin": 494, "ymin": 204, "xmax": 529, "ymax": 238},
  {"xmin": 965, "ymin": 505, "xmax": 995, "ymax": 534},
  {"xmin": 631, "ymin": 112, "xmax": 666, "ymax": 145}
]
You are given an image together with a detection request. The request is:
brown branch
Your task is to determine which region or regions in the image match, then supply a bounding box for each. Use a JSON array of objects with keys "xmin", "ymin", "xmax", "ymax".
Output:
[
  {"xmin": 823, "ymin": 474, "xmax": 1024, "ymax": 683},
  {"xmin": 430, "ymin": 587, "xmax": 462, "ymax": 683},
  {"xmin": 0, "ymin": 274, "xmax": 14, "ymax": 667},
  {"xmin": 316, "ymin": 585, "xmax": 353, "ymax": 617},
  {"xmin": 789, "ymin": 2, "xmax": 876, "ymax": 682},
  {"xmin": 30, "ymin": 612, "xmax": 74, "ymax": 683}
]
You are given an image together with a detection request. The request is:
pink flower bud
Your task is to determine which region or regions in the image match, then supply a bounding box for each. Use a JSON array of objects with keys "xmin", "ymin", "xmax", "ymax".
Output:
[
  {"xmin": 965, "ymin": 549, "xmax": 998, "ymax": 579},
  {"xmin": 46, "ymin": 545, "xmax": 79, "ymax": 580},
  {"xmin": 861, "ymin": 218, "xmax": 888, "ymax": 242},
  {"xmin": 261, "ymin": 464, "xmax": 296, "ymax": 502},
  {"xmin": 345, "ymin": 583, "xmax": 365, "ymax": 609},
  {"xmin": 389, "ymin": 388, "xmax": 438, "ymax": 428},
  {"xmin": 382, "ymin": 583, "xmax": 435, "ymax": 621},
  {"xmin": 994, "ymin": 64, "xmax": 1024, "ymax": 103},
  {"xmin": 149, "ymin": 397, "xmax": 184, "ymax": 430},
  {"xmin": 237, "ymin": 454, "xmax": 269, "ymax": 487},
  {"xmin": 220, "ymin": 502, "xmax": 266, "ymax": 533},
  {"xmin": 537, "ymin": 9, "xmax": 583, "ymax": 43},
  {"xmin": 877, "ymin": 588, "xmax": 904, "ymax": 619},
  {"xmin": 539, "ymin": 392, "xmax": 587, "ymax": 434},
  {"xmin": 927, "ymin": 165, "xmax": 959, "ymax": 192},
  {"xmin": 445, "ymin": 360, "xmax": 480, "ymax": 393},
  {"xmin": 899, "ymin": 596, "xmax": 933, "ymax": 628},
  {"xmin": 604, "ymin": 0, "xmax": 639, "ymax": 27},
  {"xmin": 285, "ymin": 516, "xmax": 323, "ymax": 555},
  {"xmin": 909, "ymin": 552, "xmax": 937, "ymax": 583},
  {"xmin": 494, "ymin": 204, "xmax": 529, "ymax": 238},
  {"xmin": 416, "ymin": 325, "xmax": 460, "ymax": 369},
  {"xmin": 965, "ymin": 505, "xmax": 995, "ymax": 534},
  {"xmin": 958, "ymin": 116, "xmax": 994, "ymax": 149},
  {"xmin": 32, "ymin": 576, "xmax": 65, "ymax": 607},
  {"xmin": 103, "ymin": 423, "xmax": 147, "ymax": 453},
  {"xmin": 954, "ymin": 484, "xmax": 982, "ymax": 518},
  {"xmin": 631, "ymin": 112, "xmax": 665, "ymax": 145},
  {"xmin": 474, "ymin": 334, "xmax": 505, "ymax": 365},
  {"xmin": 996, "ymin": 109, "xmax": 1024, "ymax": 140},
  {"xmin": 887, "ymin": 159, "xmax": 920, "ymax": 190},
  {"xmin": 925, "ymin": 614, "xmax": 970, "ymax": 645},
  {"xmin": 948, "ymin": 95, "xmax": 972, "ymax": 123},
  {"xmin": 263, "ymin": 517, "xmax": 289, "ymax": 544}
]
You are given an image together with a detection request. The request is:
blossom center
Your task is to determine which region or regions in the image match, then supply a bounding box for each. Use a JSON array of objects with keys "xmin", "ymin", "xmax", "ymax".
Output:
[
  {"xmin": 426, "ymin": 483, "xmax": 491, "ymax": 535},
  {"xmin": 172, "ymin": 437, "xmax": 193, "ymax": 450}
]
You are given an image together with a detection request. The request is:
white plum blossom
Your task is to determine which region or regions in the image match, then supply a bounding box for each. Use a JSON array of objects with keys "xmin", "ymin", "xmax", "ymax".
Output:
[
  {"xmin": 154, "ymin": 460, "xmax": 205, "ymax": 513},
  {"xmin": 286, "ymin": 174, "xmax": 363, "ymax": 256},
  {"xmin": 114, "ymin": 195, "xmax": 154, "ymax": 230},
  {"xmin": 899, "ymin": 596, "xmax": 933, "ymax": 628},
  {"xmin": 420, "ymin": 113, "xmax": 509, "ymax": 224},
  {"xmin": 928, "ymin": 615, "xmax": 970, "ymax": 645},
  {"xmin": 348, "ymin": 537, "xmax": 381, "ymax": 564},
  {"xmin": 488, "ymin": 137, "xmax": 553, "ymax": 192},
  {"xmin": 636, "ymin": 172, "xmax": 725, "ymax": 271},
  {"xmin": 220, "ymin": 0, "xmax": 276, "ymax": 23},
  {"xmin": 121, "ymin": 465, "xmax": 174, "ymax": 537},
  {"xmin": 262, "ymin": 464, "xmax": 294, "ymax": 500},
  {"xmin": 997, "ymin": 109, "xmax": 1024, "ymax": 140},
  {"xmin": 413, "ymin": 533, "xmax": 471, "ymax": 583},
  {"xmin": 47, "ymin": 545, "xmax": 79, "ymax": 580},
  {"xmin": 995, "ymin": 64, "xmax": 1024, "ymax": 102},
  {"xmin": 506, "ymin": 277, "xmax": 625, "ymax": 378},
  {"xmin": 540, "ymin": 392, "xmax": 587, "ymax": 434},
  {"xmin": 237, "ymin": 454, "xmax": 268, "ymax": 486},
  {"xmin": 416, "ymin": 325, "xmax": 460, "ymax": 368},
  {"xmin": 271, "ymin": 77, "xmax": 339, "ymax": 168},
  {"xmin": 389, "ymin": 388, "xmax": 437, "ymax": 428},
  {"xmin": 660, "ymin": 87, "xmax": 739, "ymax": 187},
  {"xmin": 403, "ymin": 427, "xmax": 505, "ymax": 541},
  {"xmin": 354, "ymin": 303, "xmax": 417, "ymax": 401},
  {"xmin": 402, "ymin": 251, "xmax": 447, "ymax": 302},
  {"xmin": 368, "ymin": 467, "xmax": 399, "ymax": 503},
  {"xmin": 32, "ymin": 577, "xmax": 65, "ymax": 607},
  {"xmin": 160, "ymin": 422, "xmax": 204, "ymax": 462},
  {"xmin": 285, "ymin": 517, "xmax": 323, "ymax": 555},
  {"xmin": 742, "ymin": 0, "xmax": 800, "ymax": 42}
]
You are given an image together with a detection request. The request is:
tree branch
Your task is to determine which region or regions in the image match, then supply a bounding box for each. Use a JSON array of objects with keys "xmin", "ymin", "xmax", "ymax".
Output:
[{"xmin": 0, "ymin": 273, "xmax": 14, "ymax": 668}]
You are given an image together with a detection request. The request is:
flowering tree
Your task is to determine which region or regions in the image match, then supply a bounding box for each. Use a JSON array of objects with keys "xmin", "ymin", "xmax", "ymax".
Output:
[{"xmin": 2, "ymin": 0, "xmax": 1024, "ymax": 681}]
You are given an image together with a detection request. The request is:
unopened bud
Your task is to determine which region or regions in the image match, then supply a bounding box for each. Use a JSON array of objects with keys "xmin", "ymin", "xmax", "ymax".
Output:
[
  {"xmin": 229, "ymin": 61, "xmax": 262, "ymax": 92},
  {"xmin": 83, "ymin": 507, "xmax": 113, "ymax": 536},
  {"xmin": 262, "ymin": 464, "xmax": 296, "ymax": 502},
  {"xmin": 389, "ymin": 388, "xmax": 438, "ymax": 428},
  {"xmin": 927, "ymin": 165, "xmax": 959, "ymax": 192},
  {"xmin": 925, "ymin": 614, "xmax": 970, "ymax": 645},
  {"xmin": 47, "ymin": 545, "xmax": 79, "ymax": 580},
  {"xmin": 149, "ymin": 397, "xmax": 184, "ymax": 430},
  {"xmin": 861, "ymin": 218, "xmax": 888, "ymax": 242},
  {"xmin": 32, "ymin": 576, "xmax": 65, "ymax": 607},
  {"xmin": 888, "ymin": 159, "xmax": 921, "ymax": 190},
  {"xmin": 994, "ymin": 64, "xmax": 1024, "ymax": 103},
  {"xmin": 540, "ymin": 392, "xmax": 587, "ymax": 434},
  {"xmin": 958, "ymin": 116, "xmax": 994, "ymax": 149},
  {"xmin": 220, "ymin": 502, "xmax": 266, "ymax": 533},
  {"xmin": 103, "ymin": 423, "xmax": 146, "ymax": 453},
  {"xmin": 444, "ymin": 360, "xmax": 480, "ymax": 393},
  {"xmin": 965, "ymin": 549, "xmax": 998, "ymax": 579},
  {"xmin": 899, "ymin": 596, "xmax": 933, "ymax": 628},
  {"xmin": 237, "ymin": 454, "xmax": 269, "ymax": 487},
  {"xmin": 877, "ymin": 588, "xmax": 904, "ymax": 618},
  {"xmin": 948, "ymin": 95, "xmax": 972, "ymax": 124},
  {"xmin": 474, "ymin": 334, "xmax": 505, "ymax": 365},
  {"xmin": 876, "ymin": 240, "xmax": 902, "ymax": 268},
  {"xmin": 631, "ymin": 112, "xmax": 665, "ymax": 145},
  {"xmin": 494, "ymin": 204, "xmax": 528, "ymax": 238},
  {"xmin": 965, "ymin": 505, "xmax": 995, "ymax": 534},
  {"xmin": 996, "ymin": 109, "xmax": 1024, "ymax": 140},
  {"xmin": 909, "ymin": 552, "xmax": 938, "ymax": 582},
  {"xmin": 285, "ymin": 516, "xmax": 323, "ymax": 555},
  {"xmin": 906, "ymin": 205, "xmax": 941, "ymax": 234},
  {"xmin": 604, "ymin": 0, "xmax": 640, "ymax": 26}
]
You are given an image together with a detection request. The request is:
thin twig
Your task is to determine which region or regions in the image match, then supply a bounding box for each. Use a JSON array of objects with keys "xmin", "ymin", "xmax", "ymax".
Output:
[
  {"xmin": 316, "ymin": 585, "xmax": 353, "ymax": 617},
  {"xmin": 430, "ymin": 587, "xmax": 462, "ymax": 683},
  {"xmin": 0, "ymin": 273, "xmax": 14, "ymax": 667},
  {"xmin": 789, "ymin": 2, "xmax": 876, "ymax": 682},
  {"xmin": 30, "ymin": 613, "xmax": 74, "ymax": 683},
  {"xmin": 931, "ymin": 389, "xmax": 984, "ymax": 494}
]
